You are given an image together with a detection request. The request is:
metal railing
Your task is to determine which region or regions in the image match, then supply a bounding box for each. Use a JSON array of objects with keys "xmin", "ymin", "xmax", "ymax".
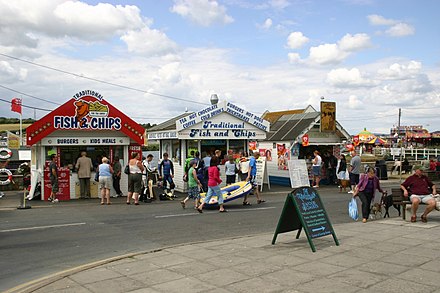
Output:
[{"xmin": 372, "ymin": 147, "xmax": 439, "ymax": 160}]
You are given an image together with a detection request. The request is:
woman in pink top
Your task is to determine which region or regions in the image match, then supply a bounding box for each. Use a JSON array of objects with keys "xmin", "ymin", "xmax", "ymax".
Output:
[{"xmin": 197, "ymin": 156, "xmax": 226, "ymax": 213}]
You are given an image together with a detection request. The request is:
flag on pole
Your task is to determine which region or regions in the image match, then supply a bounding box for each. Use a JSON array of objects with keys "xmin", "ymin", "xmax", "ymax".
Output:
[{"xmin": 11, "ymin": 98, "xmax": 22, "ymax": 114}]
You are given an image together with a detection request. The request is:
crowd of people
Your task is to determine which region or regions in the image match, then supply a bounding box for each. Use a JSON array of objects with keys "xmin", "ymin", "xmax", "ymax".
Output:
[{"xmin": 47, "ymin": 149, "xmax": 265, "ymax": 212}]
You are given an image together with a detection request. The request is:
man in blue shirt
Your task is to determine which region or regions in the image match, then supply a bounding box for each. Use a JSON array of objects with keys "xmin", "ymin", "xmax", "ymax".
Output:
[
  {"xmin": 158, "ymin": 153, "xmax": 175, "ymax": 194},
  {"xmin": 245, "ymin": 151, "xmax": 265, "ymax": 205}
]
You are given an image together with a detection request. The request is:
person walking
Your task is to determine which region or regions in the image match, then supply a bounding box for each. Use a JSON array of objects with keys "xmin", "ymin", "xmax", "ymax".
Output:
[
  {"xmin": 98, "ymin": 157, "xmax": 113, "ymax": 205},
  {"xmin": 127, "ymin": 152, "xmax": 144, "ymax": 205},
  {"xmin": 197, "ymin": 156, "xmax": 226, "ymax": 213},
  {"xmin": 181, "ymin": 160, "xmax": 203, "ymax": 209},
  {"xmin": 337, "ymin": 154, "xmax": 347, "ymax": 192},
  {"xmin": 158, "ymin": 153, "xmax": 175, "ymax": 195},
  {"xmin": 353, "ymin": 167, "xmax": 386, "ymax": 223},
  {"xmin": 312, "ymin": 150, "xmax": 322, "ymax": 188},
  {"xmin": 225, "ymin": 155, "xmax": 237, "ymax": 185},
  {"xmin": 348, "ymin": 150, "xmax": 361, "ymax": 194},
  {"xmin": 112, "ymin": 156, "xmax": 123, "ymax": 197},
  {"xmin": 246, "ymin": 151, "xmax": 265, "ymax": 204},
  {"xmin": 48, "ymin": 154, "xmax": 59, "ymax": 203},
  {"xmin": 75, "ymin": 151, "xmax": 93, "ymax": 199}
]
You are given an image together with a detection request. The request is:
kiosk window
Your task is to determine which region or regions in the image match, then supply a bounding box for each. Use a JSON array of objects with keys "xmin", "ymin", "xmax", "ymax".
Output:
[
  {"xmin": 228, "ymin": 140, "xmax": 246, "ymax": 157},
  {"xmin": 201, "ymin": 140, "xmax": 227, "ymax": 164}
]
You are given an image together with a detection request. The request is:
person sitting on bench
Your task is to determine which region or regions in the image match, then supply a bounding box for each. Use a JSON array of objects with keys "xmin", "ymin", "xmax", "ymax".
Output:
[{"xmin": 400, "ymin": 165, "xmax": 437, "ymax": 223}]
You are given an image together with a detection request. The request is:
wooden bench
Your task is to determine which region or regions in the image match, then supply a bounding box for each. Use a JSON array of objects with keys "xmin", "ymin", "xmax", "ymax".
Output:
[{"xmin": 390, "ymin": 188, "xmax": 410, "ymax": 220}]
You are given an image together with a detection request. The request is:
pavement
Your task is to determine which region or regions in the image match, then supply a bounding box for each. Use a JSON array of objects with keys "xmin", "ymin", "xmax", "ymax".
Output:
[{"xmin": 3, "ymin": 177, "xmax": 440, "ymax": 293}]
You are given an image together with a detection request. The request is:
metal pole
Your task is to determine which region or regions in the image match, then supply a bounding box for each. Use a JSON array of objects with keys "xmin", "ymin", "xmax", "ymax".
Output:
[{"xmin": 398, "ymin": 108, "xmax": 403, "ymax": 184}]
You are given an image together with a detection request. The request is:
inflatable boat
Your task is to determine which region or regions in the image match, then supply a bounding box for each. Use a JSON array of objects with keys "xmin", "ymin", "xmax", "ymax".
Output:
[{"xmin": 198, "ymin": 181, "xmax": 253, "ymax": 206}]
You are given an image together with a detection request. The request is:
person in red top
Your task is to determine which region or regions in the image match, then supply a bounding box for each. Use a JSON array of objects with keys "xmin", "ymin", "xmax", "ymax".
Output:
[
  {"xmin": 401, "ymin": 165, "xmax": 437, "ymax": 223},
  {"xmin": 197, "ymin": 156, "xmax": 226, "ymax": 213}
]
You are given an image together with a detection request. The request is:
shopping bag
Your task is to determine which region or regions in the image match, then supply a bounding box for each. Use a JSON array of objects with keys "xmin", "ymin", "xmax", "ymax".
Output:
[{"xmin": 348, "ymin": 198, "xmax": 359, "ymax": 221}]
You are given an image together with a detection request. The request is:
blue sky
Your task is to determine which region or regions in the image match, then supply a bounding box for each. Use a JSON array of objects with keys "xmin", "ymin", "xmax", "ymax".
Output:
[{"xmin": 0, "ymin": 0, "xmax": 439, "ymax": 134}]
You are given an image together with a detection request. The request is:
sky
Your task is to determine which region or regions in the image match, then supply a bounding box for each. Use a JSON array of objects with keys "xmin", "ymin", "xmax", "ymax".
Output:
[{"xmin": 0, "ymin": 0, "xmax": 439, "ymax": 135}]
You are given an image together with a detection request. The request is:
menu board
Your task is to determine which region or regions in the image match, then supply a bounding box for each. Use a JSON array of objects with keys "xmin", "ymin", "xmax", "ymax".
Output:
[
  {"xmin": 272, "ymin": 187, "xmax": 339, "ymax": 252},
  {"xmin": 287, "ymin": 159, "xmax": 310, "ymax": 188},
  {"xmin": 44, "ymin": 166, "xmax": 70, "ymax": 201}
]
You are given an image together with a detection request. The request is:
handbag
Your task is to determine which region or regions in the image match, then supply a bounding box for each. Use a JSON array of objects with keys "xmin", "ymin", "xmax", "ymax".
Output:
[
  {"xmin": 124, "ymin": 165, "xmax": 130, "ymax": 175},
  {"xmin": 348, "ymin": 198, "xmax": 359, "ymax": 221}
]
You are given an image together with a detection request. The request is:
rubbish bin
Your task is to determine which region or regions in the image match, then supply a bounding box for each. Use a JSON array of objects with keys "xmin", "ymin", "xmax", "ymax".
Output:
[{"xmin": 375, "ymin": 160, "xmax": 388, "ymax": 180}]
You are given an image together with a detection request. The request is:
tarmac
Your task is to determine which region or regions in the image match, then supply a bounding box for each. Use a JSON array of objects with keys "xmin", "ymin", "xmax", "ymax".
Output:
[{"xmin": 3, "ymin": 177, "xmax": 440, "ymax": 293}]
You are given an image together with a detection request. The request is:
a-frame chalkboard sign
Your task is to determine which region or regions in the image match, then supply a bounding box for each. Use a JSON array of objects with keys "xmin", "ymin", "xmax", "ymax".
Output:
[{"xmin": 272, "ymin": 186, "xmax": 339, "ymax": 252}]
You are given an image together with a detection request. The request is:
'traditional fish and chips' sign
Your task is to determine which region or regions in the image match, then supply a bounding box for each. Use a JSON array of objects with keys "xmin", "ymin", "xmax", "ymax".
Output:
[{"xmin": 26, "ymin": 90, "xmax": 145, "ymax": 146}]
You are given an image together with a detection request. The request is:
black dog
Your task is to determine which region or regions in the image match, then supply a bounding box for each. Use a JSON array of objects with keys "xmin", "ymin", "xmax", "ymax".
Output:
[{"xmin": 381, "ymin": 193, "xmax": 401, "ymax": 218}]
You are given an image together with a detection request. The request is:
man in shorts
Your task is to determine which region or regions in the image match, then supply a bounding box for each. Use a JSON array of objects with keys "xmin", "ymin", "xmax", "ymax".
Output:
[
  {"xmin": 244, "ymin": 151, "xmax": 265, "ymax": 205},
  {"xmin": 401, "ymin": 165, "xmax": 437, "ymax": 223}
]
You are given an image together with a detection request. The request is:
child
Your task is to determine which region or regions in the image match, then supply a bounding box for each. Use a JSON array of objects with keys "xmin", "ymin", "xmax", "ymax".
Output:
[
  {"xmin": 225, "ymin": 155, "xmax": 237, "ymax": 185},
  {"xmin": 181, "ymin": 160, "xmax": 203, "ymax": 209}
]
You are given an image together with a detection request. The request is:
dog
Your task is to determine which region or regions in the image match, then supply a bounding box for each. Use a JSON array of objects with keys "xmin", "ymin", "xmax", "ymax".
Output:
[
  {"xmin": 370, "ymin": 202, "xmax": 383, "ymax": 219},
  {"xmin": 381, "ymin": 192, "xmax": 401, "ymax": 218},
  {"xmin": 339, "ymin": 179, "xmax": 350, "ymax": 192}
]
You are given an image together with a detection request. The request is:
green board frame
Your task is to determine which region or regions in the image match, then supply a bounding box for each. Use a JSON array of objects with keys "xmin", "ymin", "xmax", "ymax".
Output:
[{"xmin": 272, "ymin": 186, "xmax": 339, "ymax": 252}]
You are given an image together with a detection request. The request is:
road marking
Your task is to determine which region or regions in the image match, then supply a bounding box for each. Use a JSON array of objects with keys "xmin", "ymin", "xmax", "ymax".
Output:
[
  {"xmin": 155, "ymin": 206, "xmax": 275, "ymax": 218},
  {"xmin": 0, "ymin": 222, "xmax": 86, "ymax": 233}
]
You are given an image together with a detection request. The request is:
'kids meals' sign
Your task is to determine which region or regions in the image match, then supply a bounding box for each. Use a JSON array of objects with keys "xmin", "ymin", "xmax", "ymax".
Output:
[
  {"xmin": 26, "ymin": 90, "xmax": 145, "ymax": 146},
  {"xmin": 176, "ymin": 101, "xmax": 270, "ymax": 132}
]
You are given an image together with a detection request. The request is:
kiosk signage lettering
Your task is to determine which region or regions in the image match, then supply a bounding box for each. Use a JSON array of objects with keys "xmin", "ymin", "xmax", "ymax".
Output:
[
  {"xmin": 272, "ymin": 186, "xmax": 339, "ymax": 252},
  {"xmin": 176, "ymin": 101, "xmax": 270, "ymax": 132}
]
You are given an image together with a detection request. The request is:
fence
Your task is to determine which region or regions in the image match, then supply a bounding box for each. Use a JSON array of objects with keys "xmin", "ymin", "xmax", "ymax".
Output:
[{"xmin": 372, "ymin": 147, "xmax": 440, "ymax": 161}]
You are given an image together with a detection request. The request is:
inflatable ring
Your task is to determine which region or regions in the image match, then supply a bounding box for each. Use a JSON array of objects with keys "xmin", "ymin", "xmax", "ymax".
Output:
[
  {"xmin": 0, "ymin": 147, "xmax": 12, "ymax": 160},
  {"xmin": 0, "ymin": 168, "xmax": 13, "ymax": 185}
]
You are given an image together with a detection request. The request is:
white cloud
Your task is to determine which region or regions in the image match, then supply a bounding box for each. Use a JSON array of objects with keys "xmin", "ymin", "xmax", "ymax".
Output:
[
  {"xmin": 170, "ymin": 0, "xmax": 234, "ymax": 26},
  {"xmin": 287, "ymin": 53, "xmax": 301, "ymax": 63},
  {"xmin": 309, "ymin": 44, "xmax": 349, "ymax": 65},
  {"xmin": 257, "ymin": 18, "xmax": 273, "ymax": 30},
  {"xmin": 269, "ymin": 0, "xmax": 291, "ymax": 9},
  {"xmin": 0, "ymin": 61, "xmax": 28, "ymax": 81},
  {"xmin": 121, "ymin": 27, "xmax": 178, "ymax": 56},
  {"xmin": 286, "ymin": 31, "xmax": 309, "ymax": 49},
  {"xmin": 338, "ymin": 33, "xmax": 371, "ymax": 52},
  {"xmin": 367, "ymin": 14, "xmax": 414, "ymax": 37},
  {"xmin": 385, "ymin": 23, "xmax": 415, "ymax": 37},
  {"xmin": 377, "ymin": 61, "xmax": 422, "ymax": 80},
  {"xmin": 327, "ymin": 68, "xmax": 375, "ymax": 87},
  {"xmin": 348, "ymin": 95, "xmax": 363, "ymax": 109},
  {"xmin": 367, "ymin": 14, "xmax": 398, "ymax": 26},
  {"xmin": 0, "ymin": 0, "xmax": 146, "ymax": 47}
]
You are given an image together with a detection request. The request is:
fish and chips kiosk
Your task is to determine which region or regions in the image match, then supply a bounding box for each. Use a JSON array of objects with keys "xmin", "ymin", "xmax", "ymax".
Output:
[
  {"xmin": 147, "ymin": 99, "xmax": 270, "ymax": 192},
  {"xmin": 26, "ymin": 90, "xmax": 145, "ymax": 200}
]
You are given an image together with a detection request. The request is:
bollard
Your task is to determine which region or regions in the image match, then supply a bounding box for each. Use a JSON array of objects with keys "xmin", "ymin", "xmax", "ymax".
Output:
[{"xmin": 17, "ymin": 189, "xmax": 31, "ymax": 210}]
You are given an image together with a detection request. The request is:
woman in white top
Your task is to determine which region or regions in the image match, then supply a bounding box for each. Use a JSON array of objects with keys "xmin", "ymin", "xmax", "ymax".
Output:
[
  {"xmin": 312, "ymin": 150, "xmax": 322, "ymax": 188},
  {"xmin": 127, "ymin": 152, "xmax": 144, "ymax": 205},
  {"xmin": 225, "ymin": 155, "xmax": 237, "ymax": 185}
]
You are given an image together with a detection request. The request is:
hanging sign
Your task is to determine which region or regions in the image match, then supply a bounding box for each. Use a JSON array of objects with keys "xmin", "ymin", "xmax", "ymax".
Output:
[
  {"xmin": 43, "ymin": 167, "xmax": 70, "ymax": 201},
  {"xmin": 353, "ymin": 135, "xmax": 360, "ymax": 146},
  {"xmin": 175, "ymin": 101, "xmax": 270, "ymax": 132},
  {"xmin": 272, "ymin": 187, "xmax": 339, "ymax": 252},
  {"xmin": 302, "ymin": 134, "xmax": 309, "ymax": 146}
]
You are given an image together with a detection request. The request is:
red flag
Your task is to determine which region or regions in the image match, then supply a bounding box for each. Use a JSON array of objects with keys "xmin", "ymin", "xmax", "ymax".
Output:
[{"xmin": 11, "ymin": 98, "xmax": 22, "ymax": 114}]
